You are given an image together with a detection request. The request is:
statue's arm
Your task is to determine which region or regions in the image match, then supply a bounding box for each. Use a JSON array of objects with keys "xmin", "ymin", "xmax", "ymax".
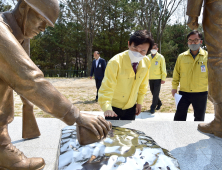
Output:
[
  {"xmin": 186, "ymin": 0, "xmax": 204, "ymax": 30},
  {"xmin": 0, "ymin": 23, "xmax": 75, "ymax": 125},
  {"xmin": 186, "ymin": 0, "xmax": 204, "ymax": 17},
  {"xmin": 0, "ymin": 23, "xmax": 112, "ymax": 138}
]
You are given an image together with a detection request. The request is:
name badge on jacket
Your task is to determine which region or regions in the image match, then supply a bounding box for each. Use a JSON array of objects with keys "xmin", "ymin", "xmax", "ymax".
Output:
[
  {"xmin": 201, "ymin": 65, "xmax": 206, "ymax": 72},
  {"xmin": 99, "ymin": 64, "xmax": 101, "ymax": 68},
  {"xmin": 155, "ymin": 61, "xmax": 158, "ymax": 65}
]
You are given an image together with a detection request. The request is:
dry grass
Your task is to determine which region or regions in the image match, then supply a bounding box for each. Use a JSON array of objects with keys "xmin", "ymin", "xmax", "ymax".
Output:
[{"xmin": 13, "ymin": 78, "xmax": 214, "ymax": 118}]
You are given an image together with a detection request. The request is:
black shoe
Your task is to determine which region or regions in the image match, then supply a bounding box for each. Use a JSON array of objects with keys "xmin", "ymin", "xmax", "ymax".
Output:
[
  {"xmin": 156, "ymin": 104, "xmax": 162, "ymax": 110},
  {"xmin": 150, "ymin": 109, "xmax": 155, "ymax": 114},
  {"xmin": 95, "ymin": 98, "xmax": 98, "ymax": 102}
]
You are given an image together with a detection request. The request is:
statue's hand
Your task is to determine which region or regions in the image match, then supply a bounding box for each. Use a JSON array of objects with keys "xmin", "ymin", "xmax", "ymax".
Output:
[
  {"xmin": 76, "ymin": 112, "xmax": 112, "ymax": 139},
  {"xmin": 187, "ymin": 16, "xmax": 199, "ymax": 30}
]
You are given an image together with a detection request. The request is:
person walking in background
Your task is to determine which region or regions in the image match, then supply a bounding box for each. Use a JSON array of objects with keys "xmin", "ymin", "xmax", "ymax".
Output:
[
  {"xmin": 147, "ymin": 43, "xmax": 167, "ymax": 114},
  {"xmin": 98, "ymin": 30, "xmax": 153, "ymax": 120},
  {"xmin": 172, "ymin": 31, "xmax": 208, "ymax": 121},
  {"xmin": 90, "ymin": 51, "xmax": 106, "ymax": 102}
]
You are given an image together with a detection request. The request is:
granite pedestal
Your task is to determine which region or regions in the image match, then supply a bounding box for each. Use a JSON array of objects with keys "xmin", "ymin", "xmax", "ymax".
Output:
[
  {"xmin": 8, "ymin": 115, "xmax": 222, "ymax": 170},
  {"xmin": 8, "ymin": 117, "xmax": 66, "ymax": 170}
]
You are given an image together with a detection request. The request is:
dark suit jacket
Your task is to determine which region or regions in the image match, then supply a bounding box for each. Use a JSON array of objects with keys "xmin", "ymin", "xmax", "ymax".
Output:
[{"xmin": 90, "ymin": 58, "xmax": 106, "ymax": 80}]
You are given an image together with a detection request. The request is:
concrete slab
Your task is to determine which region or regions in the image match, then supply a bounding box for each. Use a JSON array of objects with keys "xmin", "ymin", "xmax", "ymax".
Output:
[
  {"xmin": 8, "ymin": 113, "xmax": 218, "ymax": 170},
  {"xmin": 8, "ymin": 117, "xmax": 66, "ymax": 170}
]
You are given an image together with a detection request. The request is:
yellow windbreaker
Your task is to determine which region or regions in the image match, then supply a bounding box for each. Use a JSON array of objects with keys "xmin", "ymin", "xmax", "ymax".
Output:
[
  {"xmin": 172, "ymin": 48, "xmax": 208, "ymax": 92},
  {"xmin": 147, "ymin": 52, "xmax": 167, "ymax": 80},
  {"xmin": 98, "ymin": 50, "xmax": 151, "ymax": 111}
]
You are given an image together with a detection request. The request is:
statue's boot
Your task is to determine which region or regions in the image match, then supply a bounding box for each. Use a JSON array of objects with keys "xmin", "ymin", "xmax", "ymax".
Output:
[
  {"xmin": 198, "ymin": 103, "xmax": 222, "ymax": 137},
  {"xmin": 0, "ymin": 125, "xmax": 45, "ymax": 170}
]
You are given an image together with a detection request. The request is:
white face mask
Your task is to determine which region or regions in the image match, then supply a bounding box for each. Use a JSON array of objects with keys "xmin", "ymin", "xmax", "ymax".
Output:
[
  {"xmin": 151, "ymin": 49, "xmax": 157, "ymax": 54},
  {"xmin": 128, "ymin": 50, "xmax": 145, "ymax": 63}
]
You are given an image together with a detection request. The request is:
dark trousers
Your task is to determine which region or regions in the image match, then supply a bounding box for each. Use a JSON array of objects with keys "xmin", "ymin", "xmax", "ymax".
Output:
[
  {"xmin": 95, "ymin": 78, "xmax": 102, "ymax": 100},
  {"xmin": 174, "ymin": 91, "xmax": 208, "ymax": 121},
  {"xmin": 149, "ymin": 79, "xmax": 162, "ymax": 109},
  {"xmin": 105, "ymin": 105, "xmax": 136, "ymax": 120}
]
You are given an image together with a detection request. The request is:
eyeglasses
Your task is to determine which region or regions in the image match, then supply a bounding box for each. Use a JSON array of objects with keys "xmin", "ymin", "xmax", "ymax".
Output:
[
  {"xmin": 188, "ymin": 39, "xmax": 201, "ymax": 43},
  {"xmin": 132, "ymin": 46, "xmax": 147, "ymax": 55}
]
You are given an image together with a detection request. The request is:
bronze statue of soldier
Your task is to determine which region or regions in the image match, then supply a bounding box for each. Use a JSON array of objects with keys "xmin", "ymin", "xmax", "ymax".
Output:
[
  {"xmin": 0, "ymin": 0, "xmax": 112, "ymax": 169},
  {"xmin": 187, "ymin": 0, "xmax": 222, "ymax": 138},
  {"xmin": 2, "ymin": 0, "xmax": 41, "ymax": 140}
]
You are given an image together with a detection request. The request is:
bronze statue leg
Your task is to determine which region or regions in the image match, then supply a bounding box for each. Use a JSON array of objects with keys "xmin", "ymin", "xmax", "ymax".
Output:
[
  {"xmin": 0, "ymin": 87, "xmax": 45, "ymax": 169},
  {"xmin": 0, "ymin": 125, "xmax": 45, "ymax": 170},
  {"xmin": 198, "ymin": 2, "xmax": 222, "ymax": 137},
  {"xmin": 20, "ymin": 96, "xmax": 41, "ymax": 139},
  {"xmin": 0, "ymin": 125, "xmax": 11, "ymax": 146}
]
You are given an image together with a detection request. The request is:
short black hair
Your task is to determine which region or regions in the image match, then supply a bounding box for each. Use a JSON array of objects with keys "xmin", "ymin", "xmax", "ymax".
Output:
[
  {"xmin": 153, "ymin": 43, "xmax": 158, "ymax": 48},
  {"xmin": 187, "ymin": 31, "xmax": 203, "ymax": 40},
  {"xmin": 129, "ymin": 30, "xmax": 154, "ymax": 51}
]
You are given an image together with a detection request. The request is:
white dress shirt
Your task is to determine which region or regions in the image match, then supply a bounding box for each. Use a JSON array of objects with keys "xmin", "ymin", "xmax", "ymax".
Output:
[{"xmin": 96, "ymin": 57, "xmax": 100, "ymax": 67}]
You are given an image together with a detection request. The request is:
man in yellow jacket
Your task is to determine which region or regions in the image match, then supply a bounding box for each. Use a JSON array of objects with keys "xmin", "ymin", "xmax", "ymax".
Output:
[
  {"xmin": 98, "ymin": 30, "xmax": 153, "ymax": 120},
  {"xmin": 147, "ymin": 43, "xmax": 167, "ymax": 113},
  {"xmin": 172, "ymin": 31, "xmax": 208, "ymax": 121}
]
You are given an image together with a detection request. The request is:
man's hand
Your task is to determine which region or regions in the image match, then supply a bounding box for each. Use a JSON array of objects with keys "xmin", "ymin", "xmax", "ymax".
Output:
[
  {"xmin": 90, "ymin": 76, "xmax": 92, "ymax": 79},
  {"xmin": 161, "ymin": 80, "xmax": 165, "ymax": 84},
  {"xmin": 187, "ymin": 16, "xmax": 199, "ymax": 30},
  {"xmin": 76, "ymin": 112, "xmax": 112, "ymax": 140},
  {"xmin": 171, "ymin": 89, "xmax": 177, "ymax": 97},
  {"xmin": 136, "ymin": 104, "xmax": 142, "ymax": 116},
  {"xmin": 104, "ymin": 110, "xmax": 118, "ymax": 117}
]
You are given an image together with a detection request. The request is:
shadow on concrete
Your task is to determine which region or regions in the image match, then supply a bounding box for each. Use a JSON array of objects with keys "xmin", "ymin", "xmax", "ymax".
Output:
[
  {"xmin": 12, "ymin": 139, "xmax": 24, "ymax": 144},
  {"xmin": 12, "ymin": 136, "xmax": 41, "ymax": 144},
  {"xmin": 197, "ymin": 129, "xmax": 218, "ymax": 138},
  {"xmin": 171, "ymin": 137, "xmax": 222, "ymax": 170}
]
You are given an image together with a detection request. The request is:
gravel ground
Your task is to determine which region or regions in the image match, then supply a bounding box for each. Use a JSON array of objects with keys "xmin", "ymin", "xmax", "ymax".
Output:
[{"xmin": 13, "ymin": 78, "xmax": 214, "ymax": 118}]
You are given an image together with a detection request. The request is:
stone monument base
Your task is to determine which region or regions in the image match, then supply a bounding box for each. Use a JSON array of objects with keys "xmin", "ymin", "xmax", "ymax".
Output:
[
  {"xmin": 8, "ymin": 117, "xmax": 66, "ymax": 170},
  {"xmin": 9, "ymin": 115, "xmax": 222, "ymax": 170}
]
